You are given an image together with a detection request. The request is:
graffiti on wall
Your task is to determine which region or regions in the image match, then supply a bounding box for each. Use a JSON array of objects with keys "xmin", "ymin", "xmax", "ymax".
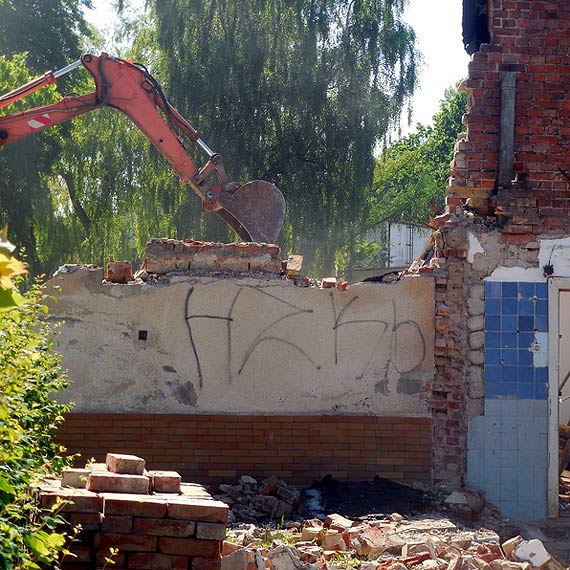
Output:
[{"xmin": 183, "ymin": 285, "xmax": 427, "ymax": 389}]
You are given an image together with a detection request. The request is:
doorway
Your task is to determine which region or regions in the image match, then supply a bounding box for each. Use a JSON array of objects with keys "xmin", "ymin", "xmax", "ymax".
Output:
[{"xmin": 548, "ymin": 281, "xmax": 570, "ymax": 517}]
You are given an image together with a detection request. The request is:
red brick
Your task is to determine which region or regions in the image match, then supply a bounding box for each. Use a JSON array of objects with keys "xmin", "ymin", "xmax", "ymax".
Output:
[
  {"xmin": 158, "ymin": 538, "xmax": 220, "ymax": 558},
  {"xmin": 70, "ymin": 512, "xmax": 103, "ymax": 531},
  {"xmin": 107, "ymin": 453, "xmax": 146, "ymax": 475},
  {"xmin": 192, "ymin": 558, "xmax": 222, "ymax": 570},
  {"xmin": 40, "ymin": 490, "xmax": 102, "ymax": 513},
  {"xmin": 102, "ymin": 515, "xmax": 133, "ymax": 533},
  {"xmin": 127, "ymin": 553, "xmax": 189, "ymax": 570},
  {"xmin": 150, "ymin": 471, "xmax": 181, "ymax": 494},
  {"xmin": 95, "ymin": 532, "xmax": 157, "ymax": 552},
  {"xmin": 195, "ymin": 523, "xmax": 226, "ymax": 541},
  {"xmin": 133, "ymin": 518, "xmax": 196, "ymax": 537},
  {"xmin": 166, "ymin": 499, "xmax": 228, "ymax": 523},
  {"xmin": 103, "ymin": 495, "xmax": 168, "ymax": 518},
  {"xmin": 88, "ymin": 473, "xmax": 149, "ymax": 494}
]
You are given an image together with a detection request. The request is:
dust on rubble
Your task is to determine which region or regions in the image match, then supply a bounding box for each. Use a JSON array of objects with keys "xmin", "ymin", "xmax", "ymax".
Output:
[{"xmin": 214, "ymin": 475, "xmax": 570, "ymax": 570}]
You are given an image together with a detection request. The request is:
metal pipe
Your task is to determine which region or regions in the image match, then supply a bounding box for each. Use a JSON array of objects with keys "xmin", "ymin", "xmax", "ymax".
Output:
[
  {"xmin": 53, "ymin": 59, "xmax": 82, "ymax": 79},
  {"xmin": 196, "ymin": 137, "xmax": 215, "ymax": 158}
]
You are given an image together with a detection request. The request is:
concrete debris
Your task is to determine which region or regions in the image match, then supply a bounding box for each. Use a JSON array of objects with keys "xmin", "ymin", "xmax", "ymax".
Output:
[
  {"xmin": 215, "ymin": 475, "xmax": 301, "ymax": 523},
  {"xmin": 222, "ymin": 548, "xmax": 266, "ymax": 570},
  {"xmin": 286, "ymin": 255, "xmax": 303, "ymax": 277},
  {"xmin": 222, "ymin": 517, "xmax": 569, "ymax": 570},
  {"xmin": 443, "ymin": 489, "xmax": 486, "ymax": 521}
]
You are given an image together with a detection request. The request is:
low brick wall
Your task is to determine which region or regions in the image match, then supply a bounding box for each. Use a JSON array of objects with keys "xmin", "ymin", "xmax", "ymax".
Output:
[{"xmin": 57, "ymin": 414, "xmax": 432, "ymax": 485}]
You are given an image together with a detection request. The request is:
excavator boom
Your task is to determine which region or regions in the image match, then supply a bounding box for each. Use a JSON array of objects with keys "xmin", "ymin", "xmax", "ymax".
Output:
[{"xmin": 0, "ymin": 53, "xmax": 285, "ymax": 243}]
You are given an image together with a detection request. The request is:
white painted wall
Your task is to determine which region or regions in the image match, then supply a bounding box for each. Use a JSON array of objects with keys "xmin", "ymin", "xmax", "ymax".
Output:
[
  {"xmin": 366, "ymin": 223, "xmax": 431, "ymax": 268},
  {"xmin": 46, "ymin": 267, "xmax": 434, "ymax": 416},
  {"xmin": 559, "ymin": 291, "xmax": 570, "ymax": 424}
]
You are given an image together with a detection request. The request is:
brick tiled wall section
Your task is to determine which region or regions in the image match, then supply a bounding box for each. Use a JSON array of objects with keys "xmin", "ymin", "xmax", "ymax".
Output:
[
  {"xmin": 57, "ymin": 414, "xmax": 431, "ymax": 485},
  {"xmin": 429, "ymin": 0, "xmax": 570, "ymax": 489}
]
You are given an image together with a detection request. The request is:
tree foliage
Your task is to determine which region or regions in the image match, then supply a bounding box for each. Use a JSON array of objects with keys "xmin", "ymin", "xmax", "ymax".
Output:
[
  {"xmin": 1, "ymin": 0, "xmax": 420, "ymax": 276},
  {"xmin": 370, "ymin": 86, "xmax": 467, "ymax": 227},
  {"xmin": 0, "ymin": 0, "xmax": 91, "ymax": 72},
  {"xmin": 0, "ymin": 54, "xmax": 62, "ymax": 275},
  {"xmin": 151, "ymin": 0, "xmax": 419, "ymax": 272},
  {"xmin": 0, "ymin": 0, "xmax": 91, "ymax": 275}
]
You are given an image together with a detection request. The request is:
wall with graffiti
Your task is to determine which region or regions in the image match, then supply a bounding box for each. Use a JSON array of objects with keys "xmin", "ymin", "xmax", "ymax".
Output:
[{"xmin": 46, "ymin": 266, "xmax": 434, "ymax": 416}]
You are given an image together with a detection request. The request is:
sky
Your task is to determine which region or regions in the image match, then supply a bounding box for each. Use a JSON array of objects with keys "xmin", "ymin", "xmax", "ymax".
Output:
[{"xmin": 84, "ymin": 0, "xmax": 471, "ymax": 136}]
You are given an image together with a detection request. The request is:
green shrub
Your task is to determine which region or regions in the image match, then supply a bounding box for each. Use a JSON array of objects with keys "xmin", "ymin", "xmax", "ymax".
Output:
[{"xmin": 0, "ymin": 278, "xmax": 73, "ymax": 569}]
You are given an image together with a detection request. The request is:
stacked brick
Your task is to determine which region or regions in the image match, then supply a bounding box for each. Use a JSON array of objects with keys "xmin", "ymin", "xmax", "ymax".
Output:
[{"xmin": 39, "ymin": 454, "xmax": 228, "ymax": 570}]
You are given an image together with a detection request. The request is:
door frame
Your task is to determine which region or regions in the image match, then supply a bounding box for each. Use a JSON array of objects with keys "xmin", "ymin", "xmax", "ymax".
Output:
[{"xmin": 547, "ymin": 278, "xmax": 570, "ymax": 517}]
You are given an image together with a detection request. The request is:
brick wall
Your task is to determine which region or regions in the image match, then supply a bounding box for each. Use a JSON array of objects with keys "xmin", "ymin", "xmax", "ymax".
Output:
[
  {"xmin": 426, "ymin": 0, "xmax": 570, "ymax": 511},
  {"xmin": 450, "ymin": 0, "xmax": 570, "ymax": 235},
  {"xmin": 57, "ymin": 414, "xmax": 432, "ymax": 486}
]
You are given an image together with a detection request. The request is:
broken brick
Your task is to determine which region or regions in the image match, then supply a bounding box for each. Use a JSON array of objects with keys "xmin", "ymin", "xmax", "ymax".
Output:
[
  {"xmin": 88, "ymin": 472, "xmax": 150, "ymax": 494},
  {"xmin": 106, "ymin": 453, "xmax": 146, "ymax": 475}
]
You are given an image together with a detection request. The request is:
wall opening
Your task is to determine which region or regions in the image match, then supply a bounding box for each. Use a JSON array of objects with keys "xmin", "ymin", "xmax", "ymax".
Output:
[
  {"xmin": 462, "ymin": 0, "xmax": 490, "ymax": 55},
  {"xmin": 548, "ymin": 280, "xmax": 570, "ymax": 518}
]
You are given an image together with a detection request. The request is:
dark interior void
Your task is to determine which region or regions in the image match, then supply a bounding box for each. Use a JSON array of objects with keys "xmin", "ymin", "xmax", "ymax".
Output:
[{"xmin": 463, "ymin": 0, "xmax": 490, "ymax": 54}]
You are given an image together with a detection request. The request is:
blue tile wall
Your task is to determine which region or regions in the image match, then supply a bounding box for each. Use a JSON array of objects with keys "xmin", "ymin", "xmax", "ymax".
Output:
[
  {"xmin": 467, "ymin": 399, "xmax": 548, "ymax": 520},
  {"xmin": 470, "ymin": 281, "xmax": 550, "ymax": 521},
  {"xmin": 484, "ymin": 281, "xmax": 548, "ymax": 400}
]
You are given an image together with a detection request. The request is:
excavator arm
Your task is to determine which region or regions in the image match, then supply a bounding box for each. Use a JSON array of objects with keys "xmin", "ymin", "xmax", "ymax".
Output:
[{"xmin": 0, "ymin": 53, "xmax": 285, "ymax": 243}]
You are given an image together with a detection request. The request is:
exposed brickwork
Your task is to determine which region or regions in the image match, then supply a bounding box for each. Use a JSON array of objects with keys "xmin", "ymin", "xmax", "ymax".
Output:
[
  {"xmin": 56, "ymin": 414, "xmax": 432, "ymax": 485},
  {"xmin": 431, "ymin": 0, "xmax": 570, "ymax": 489},
  {"xmin": 422, "ymin": 228, "xmax": 470, "ymax": 487},
  {"xmin": 450, "ymin": 0, "xmax": 570, "ymax": 234},
  {"xmin": 143, "ymin": 238, "xmax": 283, "ymax": 275}
]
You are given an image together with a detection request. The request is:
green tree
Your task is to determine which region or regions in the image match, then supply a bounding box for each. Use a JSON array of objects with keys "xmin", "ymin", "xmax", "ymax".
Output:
[
  {"xmin": 0, "ymin": 0, "xmax": 91, "ymax": 275},
  {"xmin": 0, "ymin": 54, "xmax": 62, "ymax": 276},
  {"xmin": 370, "ymin": 86, "xmax": 467, "ymax": 227},
  {"xmin": 0, "ymin": 0, "xmax": 91, "ymax": 72},
  {"xmin": 151, "ymin": 0, "xmax": 419, "ymax": 273}
]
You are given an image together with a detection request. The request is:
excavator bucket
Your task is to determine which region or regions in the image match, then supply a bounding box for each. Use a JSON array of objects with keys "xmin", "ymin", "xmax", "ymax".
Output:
[{"xmin": 214, "ymin": 180, "xmax": 286, "ymax": 244}]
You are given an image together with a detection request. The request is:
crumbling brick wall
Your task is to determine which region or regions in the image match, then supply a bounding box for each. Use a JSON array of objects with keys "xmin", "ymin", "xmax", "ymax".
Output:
[{"xmin": 427, "ymin": 0, "xmax": 570, "ymax": 518}]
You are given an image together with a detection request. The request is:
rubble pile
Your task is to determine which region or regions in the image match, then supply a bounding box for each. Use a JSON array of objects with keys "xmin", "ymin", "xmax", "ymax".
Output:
[
  {"xmin": 215, "ymin": 475, "xmax": 302, "ymax": 523},
  {"xmin": 221, "ymin": 514, "xmax": 569, "ymax": 570}
]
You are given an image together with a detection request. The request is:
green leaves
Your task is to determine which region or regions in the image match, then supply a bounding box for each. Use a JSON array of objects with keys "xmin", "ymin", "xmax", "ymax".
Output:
[
  {"xmin": 151, "ymin": 0, "xmax": 419, "ymax": 273},
  {"xmin": 0, "ymin": 475, "xmax": 16, "ymax": 497},
  {"xmin": 370, "ymin": 86, "xmax": 467, "ymax": 228},
  {"xmin": 0, "ymin": 284, "xmax": 72, "ymax": 568}
]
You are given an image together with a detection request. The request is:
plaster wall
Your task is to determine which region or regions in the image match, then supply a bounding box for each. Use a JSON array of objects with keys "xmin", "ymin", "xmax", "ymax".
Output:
[
  {"xmin": 459, "ymin": 224, "xmax": 563, "ymax": 519},
  {"xmin": 46, "ymin": 266, "xmax": 434, "ymax": 416}
]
